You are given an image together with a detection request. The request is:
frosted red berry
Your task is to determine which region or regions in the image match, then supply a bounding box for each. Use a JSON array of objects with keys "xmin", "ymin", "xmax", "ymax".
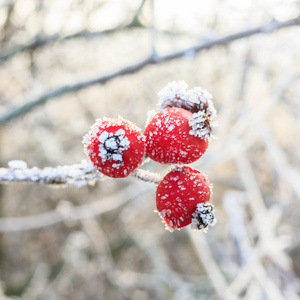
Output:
[
  {"xmin": 144, "ymin": 108, "xmax": 209, "ymax": 164},
  {"xmin": 83, "ymin": 118, "xmax": 146, "ymax": 178},
  {"xmin": 156, "ymin": 166, "xmax": 216, "ymax": 231}
]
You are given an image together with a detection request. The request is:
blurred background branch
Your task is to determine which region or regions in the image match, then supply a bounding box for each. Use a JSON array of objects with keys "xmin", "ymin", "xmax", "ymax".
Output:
[
  {"xmin": 0, "ymin": 0, "xmax": 147, "ymax": 64},
  {"xmin": 0, "ymin": 15, "xmax": 299, "ymax": 126}
]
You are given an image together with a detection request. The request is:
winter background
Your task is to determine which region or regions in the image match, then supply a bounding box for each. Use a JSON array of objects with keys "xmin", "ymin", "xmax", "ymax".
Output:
[{"xmin": 0, "ymin": 0, "xmax": 300, "ymax": 299}]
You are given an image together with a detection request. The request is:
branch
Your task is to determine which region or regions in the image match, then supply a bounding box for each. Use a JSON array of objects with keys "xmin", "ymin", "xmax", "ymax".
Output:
[
  {"xmin": 0, "ymin": 16, "xmax": 299, "ymax": 125},
  {"xmin": 0, "ymin": 0, "xmax": 147, "ymax": 63},
  {"xmin": 0, "ymin": 160, "xmax": 161, "ymax": 186}
]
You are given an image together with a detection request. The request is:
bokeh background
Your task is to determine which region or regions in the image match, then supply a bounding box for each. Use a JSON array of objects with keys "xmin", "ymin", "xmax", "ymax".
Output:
[{"xmin": 0, "ymin": 0, "xmax": 300, "ymax": 299}]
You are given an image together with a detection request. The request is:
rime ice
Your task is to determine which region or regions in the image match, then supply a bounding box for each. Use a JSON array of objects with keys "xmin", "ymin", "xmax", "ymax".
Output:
[
  {"xmin": 191, "ymin": 202, "xmax": 217, "ymax": 232},
  {"xmin": 8, "ymin": 160, "xmax": 27, "ymax": 169},
  {"xmin": 158, "ymin": 81, "xmax": 217, "ymax": 115},
  {"xmin": 0, "ymin": 160, "xmax": 99, "ymax": 186},
  {"xmin": 98, "ymin": 129, "xmax": 130, "ymax": 166},
  {"xmin": 158, "ymin": 81, "xmax": 189, "ymax": 110},
  {"xmin": 189, "ymin": 111, "xmax": 212, "ymax": 140},
  {"xmin": 157, "ymin": 81, "xmax": 218, "ymax": 140}
]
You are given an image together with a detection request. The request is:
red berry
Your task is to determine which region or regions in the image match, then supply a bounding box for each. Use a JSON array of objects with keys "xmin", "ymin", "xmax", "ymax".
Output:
[
  {"xmin": 83, "ymin": 118, "xmax": 146, "ymax": 178},
  {"xmin": 156, "ymin": 166, "xmax": 216, "ymax": 231},
  {"xmin": 144, "ymin": 108, "xmax": 209, "ymax": 164}
]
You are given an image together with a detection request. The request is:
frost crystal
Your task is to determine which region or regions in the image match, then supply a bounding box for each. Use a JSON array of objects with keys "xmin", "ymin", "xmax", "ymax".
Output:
[
  {"xmin": 0, "ymin": 160, "xmax": 100, "ymax": 186},
  {"xmin": 158, "ymin": 81, "xmax": 218, "ymax": 118},
  {"xmin": 145, "ymin": 109, "xmax": 156, "ymax": 127},
  {"xmin": 98, "ymin": 129, "xmax": 130, "ymax": 167},
  {"xmin": 8, "ymin": 160, "xmax": 27, "ymax": 169},
  {"xmin": 191, "ymin": 202, "xmax": 216, "ymax": 232},
  {"xmin": 158, "ymin": 81, "xmax": 218, "ymax": 141},
  {"xmin": 155, "ymin": 209, "xmax": 175, "ymax": 232},
  {"xmin": 189, "ymin": 111, "xmax": 212, "ymax": 140},
  {"xmin": 158, "ymin": 81, "xmax": 189, "ymax": 110}
]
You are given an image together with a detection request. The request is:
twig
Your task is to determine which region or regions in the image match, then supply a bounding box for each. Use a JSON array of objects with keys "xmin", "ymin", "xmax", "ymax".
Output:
[
  {"xmin": 0, "ymin": 16, "xmax": 299, "ymax": 125},
  {"xmin": 150, "ymin": 0, "xmax": 157, "ymax": 57},
  {"xmin": 0, "ymin": 160, "xmax": 101, "ymax": 186},
  {"xmin": 0, "ymin": 160, "xmax": 161, "ymax": 186},
  {"xmin": 188, "ymin": 230, "xmax": 230, "ymax": 299},
  {"xmin": 0, "ymin": 0, "xmax": 147, "ymax": 63},
  {"xmin": 223, "ymin": 190, "xmax": 294, "ymax": 299},
  {"xmin": 257, "ymin": 121, "xmax": 300, "ymax": 200},
  {"xmin": 131, "ymin": 168, "xmax": 161, "ymax": 184},
  {"xmin": 201, "ymin": 72, "xmax": 299, "ymax": 169}
]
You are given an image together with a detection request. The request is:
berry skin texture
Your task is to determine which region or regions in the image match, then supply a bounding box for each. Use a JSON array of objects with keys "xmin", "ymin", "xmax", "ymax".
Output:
[
  {"xmin": 83, "ymin": 118, "xmax": 146, "ymax": 178},
  {"xmin": 156, "ymin": 166, "xmax": 214, "ymax": 231},
  {"xmin": 144, "ymin": 107, "xmax": 209, "ymax": 164}
]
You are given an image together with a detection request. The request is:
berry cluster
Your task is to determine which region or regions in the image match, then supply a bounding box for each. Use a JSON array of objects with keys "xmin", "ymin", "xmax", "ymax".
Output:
[{"xmin": 82, "ymin": 81, "xmax": 218, "ymax": 232}]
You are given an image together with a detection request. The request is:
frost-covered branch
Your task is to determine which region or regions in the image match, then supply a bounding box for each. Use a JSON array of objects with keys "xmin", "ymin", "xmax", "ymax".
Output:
[
  {"xmin": 0, "ymin": 160, "xmax": 160, "ymax": 186},
  {"xmin": 131, "ymin": 168, "xmax": 161, "ymax": 184},
  {"xmin": 0, "ymin": 15, "xmax": 299, "ymax": 126}
]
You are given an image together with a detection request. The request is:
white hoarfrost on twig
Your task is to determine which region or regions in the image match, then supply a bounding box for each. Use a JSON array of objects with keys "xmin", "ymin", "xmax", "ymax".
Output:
[
  {"xmin": 8, "ymin": 160, "xmax": 28, "ymax": 169},
  {"xmin": 131, "ymin": 169, "xmax": 161, "ymax": 185},
  {"xmin": 0, "ymin": 160, "xmax": 161, "ymax": 186},
  {"xmin": 0, "ymin": 160, "xmax": 100, "ymax": 186}
]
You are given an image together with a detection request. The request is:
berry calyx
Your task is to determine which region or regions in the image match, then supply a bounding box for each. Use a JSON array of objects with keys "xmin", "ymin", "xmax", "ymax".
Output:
[
  {"xmin": 158, "ymin": 81, "xmax": 216, "ymax": 116},
  {"xmin": 156, "ymin": 166, "xmax": 216, "ymax": 231},
  {"xmin": 157, "ymin": 81, "xmax": 218, "ymax": 139},
  {"xmin": 144, "ymin": 107, "xmax": 209, "ymax": 164},
  {"xmin": 83, "ymin": 118, "xmax": 146, "ymax": 178},
  {"xmin": 191, "ymin": 202, "xmax": 216, "ymax": 231}
]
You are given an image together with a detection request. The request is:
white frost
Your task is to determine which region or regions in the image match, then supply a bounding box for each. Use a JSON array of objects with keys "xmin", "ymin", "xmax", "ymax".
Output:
[
  {"xmin": 191, "ymin": 202, "xmax": 217, "ymax": 232},
  {"xmin": 0, "ymin": 160, "xmax": 101, "ymax": 186},
  {"xmin": 158, "ymin": 80, "xmax": 188, "ymax": 108},
  {"xmin": 8, "ymin": 160, "xmax": 28, "ymax": 169},
  {"xmin": 98, "ymin": 130, "xmax": 130, "ymax": 165},
  {"xmin": 188, "ymin": 111, "xmax": 211, "ymax": 140}
]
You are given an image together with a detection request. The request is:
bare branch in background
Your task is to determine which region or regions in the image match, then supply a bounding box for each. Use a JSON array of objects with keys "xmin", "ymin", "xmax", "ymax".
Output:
[
  {"xmin": 0, "ymin": 160, "xmax": 161, "ymax": 186},
  {"xmin": 188, "ymin": 231, "xmax": 230, "ymax": 298},
  {"xmin": 0, "ymin": 0, "xmax": 147, "ymax": 63},
  {"xmin": 0, "ymin": 15, "xmax": 299, "ymax": 126},
  {"xmin": 0, "ymin": 182, "xmax": 152, "ymax": 232}
]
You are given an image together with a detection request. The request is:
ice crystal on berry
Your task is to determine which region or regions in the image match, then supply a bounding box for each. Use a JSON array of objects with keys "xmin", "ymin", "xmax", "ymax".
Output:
[
  {"xmin": 185, "ymin": 87, "xmax": 213, "ymax": 112},
  {"xmin": 191, "ymin": 202, "xmax": 217, "ymax": 232},
  {"xmin": 98, "ymin": 129, "xmax": 130, "ymax": 167},
  {"xmin": 158, "ymin": 81, "xmax": 188, "ymax": 110},
  {"xmin": 155, "ymin": 209, "xmax": 175, "ymax": 232},
  {"xmin": 188, "ymin": 111, "xmax": 212, "ymax": 139},
  {"xmin": 158, "ymin": 81, "xmax": 218, "ymax": 120}
]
